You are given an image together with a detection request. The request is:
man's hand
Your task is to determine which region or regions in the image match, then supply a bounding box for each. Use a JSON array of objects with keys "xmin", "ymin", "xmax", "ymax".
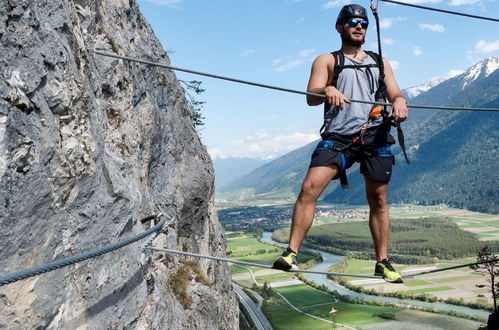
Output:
[
  {"xmin": 390, "ymin": 97, "xmax": 408, "ymax": 123},
  {"xmin": 325, "ymin": 86, "xmax": 351, "ymax": 110}
]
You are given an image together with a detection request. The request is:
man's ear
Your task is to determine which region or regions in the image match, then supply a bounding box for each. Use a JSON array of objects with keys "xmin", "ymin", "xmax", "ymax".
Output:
[{"xmin": 335, "ymin": 24, "xmax": 343, "ymax": 34}]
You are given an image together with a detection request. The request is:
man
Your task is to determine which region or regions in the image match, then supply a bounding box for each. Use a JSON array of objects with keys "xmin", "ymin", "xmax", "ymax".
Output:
[{"xmin": 272, "ymin": 4, "xmax": 408, "ymax": 283}]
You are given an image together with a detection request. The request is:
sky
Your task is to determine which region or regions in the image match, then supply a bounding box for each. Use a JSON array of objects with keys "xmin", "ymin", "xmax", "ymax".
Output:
[{"xmin": 136, "ymin": 0, "xmax": 499, "ymax": 160}]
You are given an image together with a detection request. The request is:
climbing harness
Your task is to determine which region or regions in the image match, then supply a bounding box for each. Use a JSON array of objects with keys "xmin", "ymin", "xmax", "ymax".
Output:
[{"xmin": 371, "ymin": 0, "xmax": 410, "ymax": 164}]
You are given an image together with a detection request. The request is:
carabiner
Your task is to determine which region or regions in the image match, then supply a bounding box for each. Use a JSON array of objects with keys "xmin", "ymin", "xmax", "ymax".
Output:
[{"xmin": 370, "ymin": 0, "xmax": 380, "ymax": 12}]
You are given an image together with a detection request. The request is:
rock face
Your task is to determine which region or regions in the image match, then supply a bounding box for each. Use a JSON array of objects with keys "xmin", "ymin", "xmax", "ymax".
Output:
[{"xmin": 0, "ymin": 0, "xmax": 238, "ymax": 329}]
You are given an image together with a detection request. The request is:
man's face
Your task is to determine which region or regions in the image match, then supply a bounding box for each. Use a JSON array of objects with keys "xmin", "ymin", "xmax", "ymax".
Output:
[{"xmin": 337, "ymin": 17, "xmax": 368, "ymax": 47}]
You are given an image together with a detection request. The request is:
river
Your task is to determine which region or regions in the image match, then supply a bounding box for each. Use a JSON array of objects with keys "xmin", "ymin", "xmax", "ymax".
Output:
[{"xmin": 261, "ymin": 231, "xmax": 489, "ymax": 319}]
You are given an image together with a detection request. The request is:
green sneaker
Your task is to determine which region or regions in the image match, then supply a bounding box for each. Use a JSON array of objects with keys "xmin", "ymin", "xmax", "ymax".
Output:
[
  {"xmin": 273, "ymin": 249, "xmax": 299, "ymax": 271},
  {"xmin": 375, "ymin": 259, "xmax": 403, "ymax": 283}
]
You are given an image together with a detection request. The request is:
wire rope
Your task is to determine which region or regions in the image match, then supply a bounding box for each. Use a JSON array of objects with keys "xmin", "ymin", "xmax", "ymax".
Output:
[
  {"xmin": 380, "ymin": 0, "xmax": 499, "ymax": 23},
  {"xmin": 93, "ymin": 51, "xmax": 499, "ymax": 113},
  {"xmin": 0, "ymin": 215, "xmax": 168, "ymax": 287}
]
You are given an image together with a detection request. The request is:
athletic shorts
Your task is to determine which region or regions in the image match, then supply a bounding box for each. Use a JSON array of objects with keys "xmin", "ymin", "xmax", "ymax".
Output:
[{"xmin": 310, "ymin": 125, "xmax": 396, "ymax": 183}]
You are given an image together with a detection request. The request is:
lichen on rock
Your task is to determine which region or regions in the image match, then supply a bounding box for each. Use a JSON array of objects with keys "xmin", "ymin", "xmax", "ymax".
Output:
[{"xmin": 0, "ymin": 1, "xmax": 237, "ymax": 329}]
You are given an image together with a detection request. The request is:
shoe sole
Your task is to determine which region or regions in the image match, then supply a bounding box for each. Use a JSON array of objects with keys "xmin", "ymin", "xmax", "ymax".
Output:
[
  {"xmin": 273, "ymin": 258, "xmax": 298, "ymax": 271},
  {"xmin": 374, "ymin": 272, "xmax": 404, "ymax": 284}
]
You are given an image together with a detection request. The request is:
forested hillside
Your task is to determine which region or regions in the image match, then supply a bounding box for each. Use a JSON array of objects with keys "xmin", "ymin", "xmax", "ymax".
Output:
[{"xmin": 272, "ymin": 217, "xmax": 499, "ymax": 264}]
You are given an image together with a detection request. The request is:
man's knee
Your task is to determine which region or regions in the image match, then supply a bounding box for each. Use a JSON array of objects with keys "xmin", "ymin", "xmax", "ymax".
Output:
[
  {"xmin": 299, "ymin": 179, "xmax": 322, "ymax": 202},
  {"xmin": 368, "ymin": 192, "xmax": 388, "ymax": 210}
]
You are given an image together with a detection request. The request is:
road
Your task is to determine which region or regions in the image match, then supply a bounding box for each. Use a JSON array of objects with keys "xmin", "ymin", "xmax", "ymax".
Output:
[{"xmin": 233, "ymin": 284, "xmax": 273, "ymax": 330}]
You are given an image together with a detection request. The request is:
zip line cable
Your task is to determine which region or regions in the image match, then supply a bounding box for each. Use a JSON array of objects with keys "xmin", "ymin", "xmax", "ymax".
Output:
[
  {"xmin": 0, "ymin": 214, "xmax": 169, "ymax": 287},
  {"xmin": 94, "ymin": 51, "xmax": 499, "ymax": 113},
  {"xmin": 380, "ymin": 0, "xmax": 499, "ymax": 23}
]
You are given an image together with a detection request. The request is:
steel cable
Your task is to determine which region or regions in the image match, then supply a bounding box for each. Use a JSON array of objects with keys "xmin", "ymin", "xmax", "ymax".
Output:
[
  {"xmin": 380, "ymin": 0, "xmax": 499, "ymax": 23},
  {"xmin": 146, "ymin": 246, "xmax": 499, "ymax": 281},
  {"xmin": 0, "ymin": 215, "xmax": 167, "ymax": 287},
  {"xmin": 93, "ymin": 51, "xmax": 499, "ymax": 113}
]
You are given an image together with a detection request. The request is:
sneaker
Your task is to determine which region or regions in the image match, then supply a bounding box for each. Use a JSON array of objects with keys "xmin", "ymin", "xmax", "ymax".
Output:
[
  {"xmin": 273, "ymin": 249, "xmax": 299, "ymax": 271},
  {"xmin": 374, "ymin": 259, "xmax": 403, "ymax": 283}
]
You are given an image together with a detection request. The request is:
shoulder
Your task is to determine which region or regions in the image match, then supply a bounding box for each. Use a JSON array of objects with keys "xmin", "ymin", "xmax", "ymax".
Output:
[{"xmin": 312, "ymin": 53, "xmax": 335, "ymax": 68}]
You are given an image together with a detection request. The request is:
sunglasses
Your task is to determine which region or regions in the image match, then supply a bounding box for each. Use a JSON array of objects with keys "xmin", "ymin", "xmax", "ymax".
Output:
[{"xmin": 346, "ymin": 18, "xmax": 369, "ymax": 29}]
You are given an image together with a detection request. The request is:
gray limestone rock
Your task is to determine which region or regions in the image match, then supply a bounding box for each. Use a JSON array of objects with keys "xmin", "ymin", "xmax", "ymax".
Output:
[{"xmin": 0, "ymin": 0, "xmax": 238, "ymax": 329}]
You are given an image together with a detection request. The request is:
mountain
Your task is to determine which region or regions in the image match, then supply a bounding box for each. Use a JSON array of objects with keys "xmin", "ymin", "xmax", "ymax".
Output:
[
  {"xmin": 404, "ymin": 76, "xmax": 448, "ymax": 98},
  {"xmin": 219, "ymin": 141, "xmax": 320, "ymax": 194},
  {"xmin": 224, "ymin": 56, "xmax": 499, "ymax": 213},
  {"xmin": 213, "ymin": 157, "xmax": 267, "ymax": 190}
]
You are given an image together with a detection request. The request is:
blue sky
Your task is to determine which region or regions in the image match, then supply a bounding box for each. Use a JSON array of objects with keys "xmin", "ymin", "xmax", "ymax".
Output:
[{"xmin": 136, "ymin": 0, "xmax": 499, "ymax": 160}]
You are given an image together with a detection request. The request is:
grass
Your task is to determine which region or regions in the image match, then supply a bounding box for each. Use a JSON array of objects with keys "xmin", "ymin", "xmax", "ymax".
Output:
[
  {"xmin": 397, "ymin": 286, "xmax": 454, "ymax": 294},
  {"xmin": 230, "ymin": 264, "xmax": 250, "ymax": 274},
  {"xmin": 276, "ymin": 284, "xmax": 335, "ymax": 308},
  {"xmin": 268, "ymin": 284, "xmax": 403, "ymax": 328},
  {"xmin": 227, "ymin": 234, "xmax": 319, "ymax": 287},
  {"xmin": 403, "ymin": 279, "xmax": 434, "ymax": 287}
]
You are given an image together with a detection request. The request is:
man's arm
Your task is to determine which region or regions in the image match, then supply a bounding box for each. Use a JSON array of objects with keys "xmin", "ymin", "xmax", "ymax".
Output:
[
  {"xmin": 306, "ymin": 54, "xmax": 350, "ymax": 108},
  {"xmin": 382, "ymin": 58, "xmax": 408, "ymax": 123}
]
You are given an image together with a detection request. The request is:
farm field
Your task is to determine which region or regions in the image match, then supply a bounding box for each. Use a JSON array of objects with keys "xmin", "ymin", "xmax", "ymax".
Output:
[
  {"xmin": 266, "ymin": 284, "xmax": 404, "ymax": 329},
  {"xmin": 346, "ymin": 258, "xmax": 490, "ymax": 306},
  {"xmin": 223, "ymin": 204, "xmax": 495, "ymax": 329}
]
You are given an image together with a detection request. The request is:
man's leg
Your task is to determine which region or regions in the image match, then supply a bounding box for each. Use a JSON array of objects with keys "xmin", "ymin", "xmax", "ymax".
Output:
[
  {"xmin": 364, "ymin": 175, "xmax": 402, "ymax": 283},
  {"xmin": 273, "ymin": 165, "xmax": 338, "ymax": 271},
  {"xmin": 288, "ymin": 165, "xmax": 338, "ymax": 252},
  {"xmin": 364, "ymin": 176, "xmax": 389, "ymax": 261}
]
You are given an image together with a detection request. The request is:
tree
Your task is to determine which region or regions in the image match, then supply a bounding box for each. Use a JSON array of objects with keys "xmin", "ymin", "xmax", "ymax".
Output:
[
  {"xmin": 180, "ymin": 80, "xmax": 205, "ymax": 127},
  {"xmin": 470, "ymin": 245, "xmax": 498, "ymax": 311}
]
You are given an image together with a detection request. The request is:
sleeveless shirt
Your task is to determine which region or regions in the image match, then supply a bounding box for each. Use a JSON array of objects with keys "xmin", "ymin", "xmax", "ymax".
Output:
[{"xmin": 322, "ymin": 54, "xmax": 383, "ymax": 136}]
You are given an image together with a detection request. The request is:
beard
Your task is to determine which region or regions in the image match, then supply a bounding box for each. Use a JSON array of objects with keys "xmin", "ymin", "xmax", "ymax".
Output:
[{"xmin": 340, "ymin": 30, "xmax": 365, "ymax": 47}]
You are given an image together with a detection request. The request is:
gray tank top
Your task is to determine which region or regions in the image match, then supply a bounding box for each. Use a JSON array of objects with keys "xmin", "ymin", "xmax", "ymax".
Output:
[{"xmin": 322, "ymin": 53, "xmax": 383, "ymax": 136}]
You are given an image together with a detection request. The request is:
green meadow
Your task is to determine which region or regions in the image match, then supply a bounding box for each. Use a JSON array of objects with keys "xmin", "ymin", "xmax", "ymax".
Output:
[{"xmin": 265, "ymin": 284, "xmax": 403, "ymax": 329}]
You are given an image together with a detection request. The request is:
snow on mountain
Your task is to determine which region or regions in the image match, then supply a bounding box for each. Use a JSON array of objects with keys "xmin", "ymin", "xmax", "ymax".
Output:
[
  {"xmin": 404, "ymin": 76, "xmax": 448, "ymax": 98},
  {"xmin": 462, "ymin": 56, "xmax": 499, "ymax": 88},
  {"xmin": 404, "ymin": 56, "xmax": 499, "ymax": 98}
]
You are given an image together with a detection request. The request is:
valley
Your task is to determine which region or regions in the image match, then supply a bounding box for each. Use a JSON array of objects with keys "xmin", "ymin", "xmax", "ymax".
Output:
[{"xmin": 221, "ymin": 201, "xmax": 497, "ymax": 329}]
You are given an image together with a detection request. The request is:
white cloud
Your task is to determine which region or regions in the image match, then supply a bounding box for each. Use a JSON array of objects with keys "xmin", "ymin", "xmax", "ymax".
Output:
[
  {"xmin": 389, "ymin": 60, "xmax": 400, "ymax": 70},
  {"xmin": 273, "ymin": 49, "xmax": 316, "ymax": 72},
  {"xmin": 274, "ymin": 59, "xmax": 307, "ymax": 72},
  {"xmin": 382, "ymin": 38, "xmax": 395, "ymax": 46},
  {"xmin": 240, "ymin": 49, "xmax": 256, "ymax": 57},
  {"xmin": 447, "ymin": 0, "xmax": 480, "ymax": 6},
  {"xmin": 380, "ymin": 17, "xmax": 406, "ymax": 29},
  {"xmin": 323, "ymin": 0, "xmax": 352, "ymax": 9},
  {"xmin": 418, "ymin": 23, "xmax": 445, "ymax": 33},
  {"xmin": 299, "ymin": 49, "xmax": 316, "ymax": 57},
  {"xmin": 141, "ymin": 0, "xmax": 182, "ymax": 8},
  {"xmin": 473, "ymin": 40, "xmax": 499, "ymax": 54},
  {"xmin": 413, "ymin": 46, "xmax": 423, "ymax": 56},
  {"xmin": 228, "ymin": 130, "xmax": 319, "ymax": 159},
  {"xmin": 208, "ymin": 148, "xmax": 227, "ymax": 160}
]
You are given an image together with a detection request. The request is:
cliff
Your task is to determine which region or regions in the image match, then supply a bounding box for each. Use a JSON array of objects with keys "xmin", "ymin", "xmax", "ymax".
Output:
[{"xmin": 0, "ymin": 0, "xmax": 238, "ymax": 328}]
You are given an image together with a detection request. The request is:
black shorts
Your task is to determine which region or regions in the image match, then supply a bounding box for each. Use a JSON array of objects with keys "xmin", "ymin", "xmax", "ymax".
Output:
[{"xmin": 310, "ymin": 125, "xmax": 396, "ymax": 183}]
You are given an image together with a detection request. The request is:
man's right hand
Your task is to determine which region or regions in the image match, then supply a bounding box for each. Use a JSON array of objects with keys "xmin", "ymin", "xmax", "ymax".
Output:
[{"xmin": 325, "ymin": 86, "xmax": 350, "ymax": 110}]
